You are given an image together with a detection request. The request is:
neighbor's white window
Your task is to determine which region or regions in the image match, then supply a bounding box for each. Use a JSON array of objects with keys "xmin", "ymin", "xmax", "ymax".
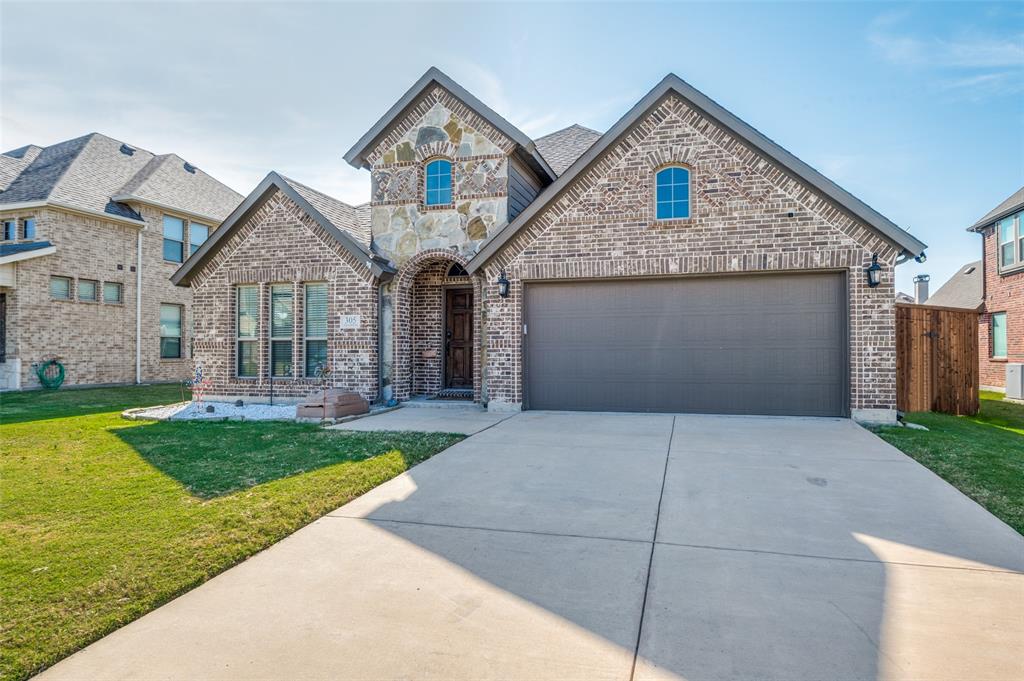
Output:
[
  {"xmin": 270, "ymin": 284, "xmax": 294, "ymax": 377},
  {"xmin": 236, "ymin": 285, "xmax": 259, "ymax": 377},
  {"xmin": 997, "ymin": 211, "xmax": 1024, "ymax": 271},
  {"xmin": 77, "ymin": 279, "xmax": 98, "ymax": 302},
  {"xmin": 163, "ymin": 215, "xmax": 185, "ymax": 263},
  {"xmin": 103, "ymin": 282, "xmax": 123, "ymax": 304},
  {"xmin": 160, "ymin": 304, "xmax": 183, "ymax": 359},
  {"xmin": 304, "ymin": 282, "xmax": 328, "ymax": 377},
  {"xmin": 189, "ymin": 222, "xmax": 209, "ymax": 256},
  {"xmin": 991, "ymin": 312, "xmax": 1007, "ymax": 359},
  {"xmin": 50, "ymin": 276, "xmax": 72, "ymax": 300}
]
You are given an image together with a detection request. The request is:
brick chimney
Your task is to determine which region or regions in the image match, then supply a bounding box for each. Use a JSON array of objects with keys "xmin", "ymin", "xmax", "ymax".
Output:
[{"xmin": 914, "ymin": 274, "xmax": 930, "ymax": 304}]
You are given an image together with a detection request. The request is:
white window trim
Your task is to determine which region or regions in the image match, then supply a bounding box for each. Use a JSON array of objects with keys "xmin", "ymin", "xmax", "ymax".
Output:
[
  {"xmin": 991, "ymin": 312, "xmax": 1008, "ymax": 359},
  {"xmin": 997, "ymin": 212, "xmax": 1024, "ymax": 274},
  {"xmin": 159, "ymin": 303, "xmax": 183, "ymax": 359}
]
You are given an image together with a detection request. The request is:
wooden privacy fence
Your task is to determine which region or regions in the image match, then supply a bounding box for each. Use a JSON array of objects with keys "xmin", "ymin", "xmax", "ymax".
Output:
[{"xmin": 896, "ymin": 303, "xmax": 979, "ymax": 415}]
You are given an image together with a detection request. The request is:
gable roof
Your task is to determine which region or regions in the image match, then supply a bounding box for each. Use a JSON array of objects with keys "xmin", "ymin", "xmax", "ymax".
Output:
[
  {"xmin": 925, "ymin": 261, "xmax": 983, "ymax": 310},
  {"xmin": 534, "ymin": 124, "xmax": 603, "ymax": 176},
  {"xmin": 467, "ymin": 73, "xmax": 928, "ymax": 273},
  {"xmin": 171, "ymin": 172, "xmax": 394, "ymax": 286},
  {"xmin": 969, "ymin": 186, "xmax": 1024, "ymax": 232},
  {"xmin": 0, "ymin": 133, "xmax": 241, "ymax": 224},
  {"xmin": 343, "ymin": 67, "xmax": 557, "ymax": 183}
]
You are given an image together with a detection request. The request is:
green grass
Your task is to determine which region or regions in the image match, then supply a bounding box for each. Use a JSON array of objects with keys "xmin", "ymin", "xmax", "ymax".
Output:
[
  {"xmin": 873, "ymin": 391, "xmax": 1024, "ymax": 536},
  {"xmin": 0, "ymin": 385, "xmax": 462, "ymax": 681}
]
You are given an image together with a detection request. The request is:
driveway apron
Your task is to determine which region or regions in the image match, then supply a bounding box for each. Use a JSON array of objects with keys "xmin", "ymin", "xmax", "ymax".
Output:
[{"xmin": 38, "ymin": 412, "xmax": 1024, "ymax": 681}]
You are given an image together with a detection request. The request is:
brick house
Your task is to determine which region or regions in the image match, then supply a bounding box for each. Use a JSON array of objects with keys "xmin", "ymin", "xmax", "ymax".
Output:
[
  {"xmin": 0, "ymin": 133, "xmax": 241, "ymax": 389},
  {"xmin": 174, "ymin": 68, "xmax": 928, "ymax": 422},
  {"xmin": 968, "ymin": 187, "xmax": 1023, "ymax": 391}
]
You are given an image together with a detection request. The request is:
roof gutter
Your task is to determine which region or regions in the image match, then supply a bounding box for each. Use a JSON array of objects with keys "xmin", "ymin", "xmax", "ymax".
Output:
[
  {"xmin": 111, "ymin": 193, "xmax": 227, "ymax": 226},
  {"xmin": 967, "ymin": 200, "xmax": 1024, "ymax": 233},
  {"xmin": 0, "ymin": 201, "xmax": 147, "ymax": 227}
]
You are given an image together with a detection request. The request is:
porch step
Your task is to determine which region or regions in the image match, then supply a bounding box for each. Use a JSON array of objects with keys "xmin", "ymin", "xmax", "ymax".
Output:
[{"xmin": 402, "ymin": 395, "xmax": 484, "ymax": 410}]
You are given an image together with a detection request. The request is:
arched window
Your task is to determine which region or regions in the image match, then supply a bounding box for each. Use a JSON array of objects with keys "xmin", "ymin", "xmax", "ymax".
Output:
[
  {"xmin": 655, "ymin": 166, "xmax": 690, "ymax": 220},
  {"xmin": 447, "ymin": 262, "xmax": 468, "ymax": 277},
  {"xmin": 425, "ymin": 159, "xmax": 453, "ymax": 206}
]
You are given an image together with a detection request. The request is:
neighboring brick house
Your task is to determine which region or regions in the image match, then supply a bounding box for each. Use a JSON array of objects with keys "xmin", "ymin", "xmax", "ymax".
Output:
[
  {"xmin": 175, "ymin": 68, "xmax": 928, "ymax": 422},
  {"xmin": 0, "ymin": 133, "xmax": 241, "ymax": 390},
  {"xmin": 968, "ymin": 187, "xmax": 1024, "ymax": 390}
]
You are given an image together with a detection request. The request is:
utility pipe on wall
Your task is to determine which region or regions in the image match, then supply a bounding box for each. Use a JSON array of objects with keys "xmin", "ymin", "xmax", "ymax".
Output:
[{"xmin": 135, "ymin": 229, "xmax": 142, "ymax": 384}]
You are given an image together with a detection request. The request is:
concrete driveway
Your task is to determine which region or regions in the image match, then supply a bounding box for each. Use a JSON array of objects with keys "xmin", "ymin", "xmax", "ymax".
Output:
[{"xmin": 40, "ymin": 412, "xmax": 1024, "ymax": 681}]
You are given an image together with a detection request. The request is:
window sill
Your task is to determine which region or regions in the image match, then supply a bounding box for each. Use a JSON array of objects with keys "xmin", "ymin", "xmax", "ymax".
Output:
[
  {"xmin": 998, "ymin": 263, "xmax": 1024, "ymax": 276},
  {"xmin": 50, "ymin": 297, "xmax": 74, "ymax": 303},
  {"xmin": 159, "ymin": 357, "xmax": 187, "ymax": 362},
  {"xmin": 422, "ymin": 203, "xmax": 456, "ymax": 212},
  {"xmin": 989, "ymin": 357, "xmax": 1008, "ymax": 363},
  {"xmin": 649, "ymin": 217, "xmax": 693, "ymax": 228}
]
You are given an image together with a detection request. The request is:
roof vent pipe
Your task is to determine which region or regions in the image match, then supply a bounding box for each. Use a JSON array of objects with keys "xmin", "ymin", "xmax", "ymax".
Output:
[{"xmin": 913, "ymin": 274, "xmax": 930, "ymax": 304}]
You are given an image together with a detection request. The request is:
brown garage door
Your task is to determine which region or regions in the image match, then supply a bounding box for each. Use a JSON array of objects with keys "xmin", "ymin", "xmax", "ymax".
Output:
[{"xmin": 524, "ymin": 273, "xmax": 847, "ymax": 416}]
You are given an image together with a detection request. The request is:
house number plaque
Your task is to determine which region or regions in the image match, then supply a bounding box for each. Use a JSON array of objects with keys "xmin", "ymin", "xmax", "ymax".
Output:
[{"xmin": 339, "ymin": 314, "xmax": 361, "ymax": 330}]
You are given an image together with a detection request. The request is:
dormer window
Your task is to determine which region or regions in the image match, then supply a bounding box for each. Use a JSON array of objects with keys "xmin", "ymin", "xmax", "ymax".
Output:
[
  {"xmin": 655, "ymin": 166, "xmax": 691, "ymax": 220},
  {"xmin": 425, "ymin": 159, "xmax": 452, "ymax": 206}
]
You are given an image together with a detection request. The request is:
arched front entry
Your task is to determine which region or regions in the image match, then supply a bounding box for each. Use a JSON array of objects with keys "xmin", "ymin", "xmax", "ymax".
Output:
[{"xmin": 391, "ymin": 249, "xmax": 483, "ymax": 402}]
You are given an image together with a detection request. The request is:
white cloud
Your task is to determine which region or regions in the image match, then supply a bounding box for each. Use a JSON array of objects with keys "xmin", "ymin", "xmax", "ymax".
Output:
[{"xmin": 867, "ymin": 11, "xmax": 1023, "ymax": 99}]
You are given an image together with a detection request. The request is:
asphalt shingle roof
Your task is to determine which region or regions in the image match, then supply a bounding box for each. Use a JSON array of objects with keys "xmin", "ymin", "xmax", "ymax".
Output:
[
  {"xmin": 925, "ymin": 260, "xmax": 984, "ymax": 310},
  {"xmin": 970, "ymin": 186, "xmax": 1024, "ymax": 231},
  {"xmin": 0, "ymin": 133, "xmax": 241, "ymax": 222},
  {"xmin": 534, "ymin": 124, "xmax": 603, "ymax": 176},
  {"xmin": 280, "ymin": 176, "xmax": 371, "ymax": 246}
]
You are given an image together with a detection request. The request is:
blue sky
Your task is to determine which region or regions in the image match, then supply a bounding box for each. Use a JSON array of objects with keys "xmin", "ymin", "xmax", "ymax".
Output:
[{"xmin": 2, "ymin": 2, "xmax": 1021, "ymax": 292}]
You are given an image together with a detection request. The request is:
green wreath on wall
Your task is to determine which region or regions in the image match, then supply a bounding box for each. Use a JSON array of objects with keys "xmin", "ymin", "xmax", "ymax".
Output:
[{"xmin": 36, "ymin": 359, "xmax": 65, "ymax": 390}]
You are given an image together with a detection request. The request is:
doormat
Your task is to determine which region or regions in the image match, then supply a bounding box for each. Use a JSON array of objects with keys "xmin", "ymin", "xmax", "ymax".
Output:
[{"xmin": 432, "ymin": 388, "xmax": 473, "ymax": 400}]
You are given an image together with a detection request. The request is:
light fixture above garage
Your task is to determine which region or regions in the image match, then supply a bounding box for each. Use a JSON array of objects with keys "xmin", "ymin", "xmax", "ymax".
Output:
[
  {"xmin": 865, "ymin": 254, "xmax": 882, "ymax": 288},
  {"xmin": 497, "ymin": 269, "xmax": 510, "ymax": 298}
]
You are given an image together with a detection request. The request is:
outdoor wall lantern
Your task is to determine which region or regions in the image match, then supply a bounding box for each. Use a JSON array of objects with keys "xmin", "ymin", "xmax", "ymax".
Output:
[
  {"xmin": 865, "ymin": 254, "xmax": 882, "ymax": 288},
  {"xmin": 497, "ymin": 269, "xmax": 510, "ymax": 298}
]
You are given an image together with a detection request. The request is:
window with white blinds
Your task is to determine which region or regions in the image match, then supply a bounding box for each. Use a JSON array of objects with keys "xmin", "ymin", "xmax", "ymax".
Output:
[
  {"xmin": 304, "ymin": 283, "xmax": 328, "ymax": 377},
  {"xmin": 270, "ymin": 284, "xmax": 294, "ymax": 377},
  {"xmin": 236, "ymin": 285, "xmax": 259, "ymax": 377}
]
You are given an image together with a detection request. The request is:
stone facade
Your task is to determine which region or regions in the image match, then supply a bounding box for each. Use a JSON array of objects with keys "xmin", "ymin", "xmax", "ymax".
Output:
[
  {"xmin": 0, "ymin": 205, "xmax": 205, "ymax": 389},
  {"xmin": 477, "ymin": 95, "xmax": 899, "ymax": 418},
  {"xmin": 188, "ymin": 190, "xmax": 380, "ymax": 403},
  {"xmin": 978, "ymin": 225, "xmax": 1023, "ymax": 389},
  {"xmin": 368, "ymin": 88, "xmax": 511, "ymax": 266}
]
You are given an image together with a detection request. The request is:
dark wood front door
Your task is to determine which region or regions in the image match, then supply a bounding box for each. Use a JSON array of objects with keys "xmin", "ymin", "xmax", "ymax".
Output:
[{"xmin": 445, "ymin": 288, "xmax": 473, "ymax": 388}]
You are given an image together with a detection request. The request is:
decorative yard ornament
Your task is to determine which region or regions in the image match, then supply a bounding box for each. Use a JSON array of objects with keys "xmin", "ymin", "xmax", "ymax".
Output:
[
  {"xmin": 185, "ymin": 365, "xmax": 212, "ymax": 404},
  {"xmin": 315, "ymin": 363, "xmax": 333, "ymax": 421},
  {"xmin": 865, "ymin": 254, "xmax": 882, "ymax": 288}
]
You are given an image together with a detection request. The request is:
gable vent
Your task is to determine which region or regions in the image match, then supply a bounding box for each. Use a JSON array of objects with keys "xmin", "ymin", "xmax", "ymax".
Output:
[
  {"xmin": 119, "ymin": 144, "xmax": 135, "ymax": 156},
  {"xmin": 183, "ymin": 162, "xmax": 197, "ymax": 174}
]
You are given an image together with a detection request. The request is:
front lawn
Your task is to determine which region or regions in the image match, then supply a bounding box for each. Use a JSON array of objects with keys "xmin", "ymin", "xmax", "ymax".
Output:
[
  {"xmin": 0, "ymin": 385, "xmax": 462, "ymax": 681},
  {"xmin": 873, "ymin": 391, "xmax": 1024, "ymax": 536}
]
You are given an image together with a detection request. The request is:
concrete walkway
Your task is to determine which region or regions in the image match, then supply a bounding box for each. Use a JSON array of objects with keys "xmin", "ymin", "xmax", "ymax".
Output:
[
  {"xmin": 39, "ymin": 412, "xmax": 1024, "ymax": 680},
  {"xmin": 330, "ymin": 403, "xmax": 514, "ymax": 434}
]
